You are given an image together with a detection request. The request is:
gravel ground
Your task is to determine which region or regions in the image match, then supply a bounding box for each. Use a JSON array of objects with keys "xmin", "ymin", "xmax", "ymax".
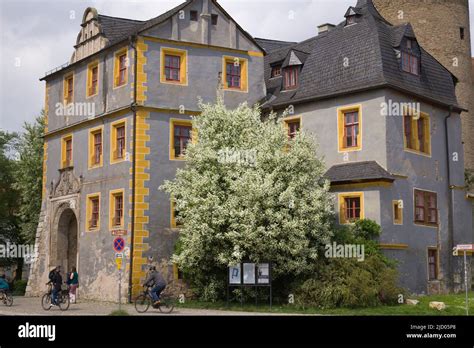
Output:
[{"xmin": 0, "ymin": 296, "xmax": 299, "ymax": 316}]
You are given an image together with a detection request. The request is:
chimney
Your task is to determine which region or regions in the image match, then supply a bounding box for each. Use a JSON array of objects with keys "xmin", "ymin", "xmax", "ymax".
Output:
[{"xmin": 318, "ymin": 23, "xmax": 335, "ymax": 35}]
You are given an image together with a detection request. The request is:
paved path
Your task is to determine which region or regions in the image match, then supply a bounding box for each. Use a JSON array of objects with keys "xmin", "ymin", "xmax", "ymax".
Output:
[{"xmin": 0, "ymin": 296, "xmax": 300, "ymax": 316}]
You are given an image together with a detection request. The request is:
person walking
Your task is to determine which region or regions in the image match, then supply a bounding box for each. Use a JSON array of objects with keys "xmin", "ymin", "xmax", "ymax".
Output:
[{"xmin": 67, "ymin": 267, "xmax": 79, "ymax": 304}]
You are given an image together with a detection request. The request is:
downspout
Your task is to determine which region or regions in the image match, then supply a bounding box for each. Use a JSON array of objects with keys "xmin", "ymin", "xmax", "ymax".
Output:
[
  {"xmin": 444, "ymin": 105, "xmax": 454, "ymax": 290},
  {"xmin": 128, "ymin": 34, "xmax": 138, "ymax": 302}
]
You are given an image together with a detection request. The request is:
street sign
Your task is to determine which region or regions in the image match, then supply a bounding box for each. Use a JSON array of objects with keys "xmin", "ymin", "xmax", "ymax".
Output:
[
  {"xmin": 113, "ymin": 237, "xmax": 125, "ymax": 253},
  {"xmin": 111, "ymin": 229, "xmax": 128, "ymax": 236},
  {"xmin": 115, "ymin": 253, "xmax": 124, "ymax": 259},
  {"xmin": 115, "ymin": 257, "xmax": 123, "ymax": 270}
]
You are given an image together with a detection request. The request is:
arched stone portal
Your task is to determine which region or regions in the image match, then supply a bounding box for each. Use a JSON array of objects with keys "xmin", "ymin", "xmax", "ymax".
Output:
[{"xmin": 53, "ymin": 208, "xmax": 78, "ymax": 273}]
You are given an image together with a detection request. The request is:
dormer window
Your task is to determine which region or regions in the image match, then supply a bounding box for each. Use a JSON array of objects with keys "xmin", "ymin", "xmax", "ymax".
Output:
[
  {"xmin": 401, "ymin": 39, "xmax": 420, "ymax": 76},
  {"xmin": 284, "ymin": 67, "xmax": 298, "ymax": 89},
  {"xmin": 344, "ymin": 7, "xmax": 359, "ymax": 26},
  {"xmin": 271, "ymin": 65, "xmax": 282, "ymax": 77},
  {"xmin": 346, "ymin": 15, "xmax": 356, "ymax": 26}
]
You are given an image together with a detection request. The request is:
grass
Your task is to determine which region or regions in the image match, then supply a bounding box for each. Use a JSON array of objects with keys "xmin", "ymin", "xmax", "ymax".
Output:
[
  {"xmin": 109, "ymin": 309, "xmax": 130, "ymax": 316},
  {"xmin": 176, "ymin": 291, "xmax": 474, "ymax": 316}
]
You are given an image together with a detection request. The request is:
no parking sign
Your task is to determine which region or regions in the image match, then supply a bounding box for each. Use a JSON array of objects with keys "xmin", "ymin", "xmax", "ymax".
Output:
[{"xmin": 113, "ymin": 237, "xmax": 125, "ymax": 253}]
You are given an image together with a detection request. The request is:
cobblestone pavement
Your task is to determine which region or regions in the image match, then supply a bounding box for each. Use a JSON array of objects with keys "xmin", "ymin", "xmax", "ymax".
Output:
[{"xmin": 0, "ymin": 296, "xmax": 300, "ymax": 316}]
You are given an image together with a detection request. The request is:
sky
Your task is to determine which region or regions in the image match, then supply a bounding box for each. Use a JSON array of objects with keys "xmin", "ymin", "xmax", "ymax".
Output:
[{"xmin": 0, "ymin": 0, "xmax": 473, "ymax": 132}]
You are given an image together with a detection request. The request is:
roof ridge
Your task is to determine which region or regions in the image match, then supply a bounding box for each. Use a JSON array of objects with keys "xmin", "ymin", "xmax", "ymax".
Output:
[{"xmin": 98, "ymin": 14, "xmax": 145, "ymax": 23}]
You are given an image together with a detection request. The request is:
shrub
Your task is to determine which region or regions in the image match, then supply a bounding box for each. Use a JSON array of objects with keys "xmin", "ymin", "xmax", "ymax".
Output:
[
  {"xmin": 12, "ymin": 279, "xmax": 27, "ymax": 296},
  {"xmin": 294, "ymin": 220, "xmax": 404, "ymax": 309}
]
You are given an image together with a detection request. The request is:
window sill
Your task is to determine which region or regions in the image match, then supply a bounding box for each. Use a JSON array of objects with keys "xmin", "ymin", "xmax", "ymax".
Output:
[
  {"xmin": 88, "ymin": 163, "xmax": 103, "ymax": 170},
  {"xmin": 161, "ymin": 79, "xmax": 187, "ymax": 86},
  {"xmin": 414, "ymin": 222, "xmax": 438, "ymax": 228},
  {"xmin": 223, "ymin": 86, "xmax": 248, "ymax": 93},
  {"xmin": 110, "ymin": 157, "xmax": 126, "ymax": 165},
  {"xmin": 404, "ymin": 148, "xmax": 431, "ymax": 157},
  {"xmin": 338, "ymin": 146, "xmax": 361, "ymax": 153},
  {"xmin": 113, "ymin": 82, "xmax": 127, "ymax": 90},
  {"xmin": 170, "ymin": 156, "xmax": 187, "ymax": 161}
]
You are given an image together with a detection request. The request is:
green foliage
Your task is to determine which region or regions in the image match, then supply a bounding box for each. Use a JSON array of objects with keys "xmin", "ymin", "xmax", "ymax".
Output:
[
  {"xmin": 0, "ymin": 130, "xmax": 20, "ymax": 267},
  {"xmin": 294, "ymin": 220, "xmax": 404, "ymax": 309},
  {"xmin": 12, "ymin": 279, "xmax": 27, "ymax": 296},
  {"xmin": 109, "ymin": 309, "xmax": 130, "ymax": 316},
  {"xmin": 13, "ymin": 113, "xmax": 45, "ymax": 244},
  {"xmin": 161, "ymin": 100, "xmax": 334, "ymax": 299},
  {"xmin": 466, "ymin": 169, "xmax": 474, "ymax": 191}
]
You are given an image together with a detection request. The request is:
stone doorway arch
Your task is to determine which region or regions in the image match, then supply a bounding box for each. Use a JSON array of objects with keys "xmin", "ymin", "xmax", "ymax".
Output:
[{"xmin": 51, "ymin": 205, "xmax": 78, "ymax": 273}]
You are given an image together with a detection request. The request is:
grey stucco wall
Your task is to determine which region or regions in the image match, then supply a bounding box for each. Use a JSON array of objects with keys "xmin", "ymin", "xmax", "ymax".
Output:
[
  {"xmin": 46, "ymin": 45, "xmax": 133, "ymax": 133},
  {"xmin": 283, "ymin": 88, "xmax": 472, "ymax": 293},
  {"xmin": 143, "ymin": 39, "xmax": 265, "ymax": 112},
  {"xmin": 292, "ymin": 89, "xmax": 388, "ymax": 169},
  {"xmin": 142, "ymin": 0, "xmax": 261, "ymax": 52},
  {"xmin": 44, "ymin": 112, "xmax": 133, "ymax": 300}
]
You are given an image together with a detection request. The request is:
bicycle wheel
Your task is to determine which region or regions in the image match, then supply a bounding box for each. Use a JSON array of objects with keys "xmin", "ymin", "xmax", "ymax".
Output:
[
  {"xmin": 59, "ymin": 293, "xmax": 70, "ymax": 311},
  {"xmin": 4, "ymin": 293, "xmax": 13, "ymax": 307},
  {"xmin": 41, "ymin": 293, "xmax": 51, "ymax": 310},
  {"xmin": 134, "ymin": 294, "xmax": 151, "ymax": 313},
  {"xmin": 158, "ymin": 295, "xmax": 175, "ymax": 314}
]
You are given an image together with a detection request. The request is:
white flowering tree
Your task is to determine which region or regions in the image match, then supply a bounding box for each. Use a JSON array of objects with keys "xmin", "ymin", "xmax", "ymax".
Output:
[{"xmin": 161, "ymin": 100, "xmax": 334, "ymax": 299}]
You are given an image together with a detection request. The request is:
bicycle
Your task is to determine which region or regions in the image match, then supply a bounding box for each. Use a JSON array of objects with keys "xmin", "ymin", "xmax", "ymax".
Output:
[
  {"xmin": 134, "ymin": 284, "xmax": 176, "ymax": 314},
  {"xmin": 0, "ymin": 289, "xmax": 13, "ymax": 307},
  {"xmin": 41, "ymin": 281, "xmax": 70, "ymax": 311}
]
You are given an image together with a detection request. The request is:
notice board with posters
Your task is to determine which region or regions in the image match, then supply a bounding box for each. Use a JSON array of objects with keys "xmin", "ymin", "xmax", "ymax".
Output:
[{"xmin": 227, "ymin": 262, "xmax": 272, "ymax": 307}]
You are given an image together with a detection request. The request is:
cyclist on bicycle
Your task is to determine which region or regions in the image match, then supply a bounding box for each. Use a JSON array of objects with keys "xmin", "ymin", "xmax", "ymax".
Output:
[
  {"xmin": 143, "ymin": 266, "xmax": 166, "ymax": 306},
  {"xmin": 0, "ymin": 275, "xmax": 9, "ymax": 293},
  {"xmin": 50, "ymin": 266, "xmax": 63, "ymax": 307}
]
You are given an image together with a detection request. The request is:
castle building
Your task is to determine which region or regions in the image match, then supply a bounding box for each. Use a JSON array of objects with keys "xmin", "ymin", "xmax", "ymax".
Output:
[
  {"xmin": 373, "ymin": 0, "xmax": 474, "ymax": 172},
  {"xmin": 27, "ymin": 0, "xmax": 472, "ymax": 299}
]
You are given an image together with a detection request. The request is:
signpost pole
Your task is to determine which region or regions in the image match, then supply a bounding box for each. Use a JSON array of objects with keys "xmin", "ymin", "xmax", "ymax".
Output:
[
  {"xmin": 464, "ymin": 251, "xmax": 468, "ymax": 316},
  {"xmin": 119, "ymin": 269, "xmax": 122, "ymax": 312}
]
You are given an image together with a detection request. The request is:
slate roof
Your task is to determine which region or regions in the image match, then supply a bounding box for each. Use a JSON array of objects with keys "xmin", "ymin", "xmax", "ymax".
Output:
[
  {"xmin": 254, "ymin": 38, "xmax": 297, "ymax": 53},
  {"xmin": 43, "ymin": 0, "xmax": 264, "ymax": 80},
  {"xmin": 97, "ymin": 15, "xmax": 144, "ymax": 45},
  {"xmin": 325, "ymin": 161, "xmax": 395, "ymax": 184},
  {"xmin": 261, "ymin": 0, "xmax": 460, "ymax": 111}
]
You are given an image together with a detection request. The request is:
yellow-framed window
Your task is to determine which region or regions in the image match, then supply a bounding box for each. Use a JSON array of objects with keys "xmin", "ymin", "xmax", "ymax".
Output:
[
  {"xmin": 284, "ymin": 116, "xmax": 301, "ymax": 139},
  {"xmin": 338, "ymin": 192, "xmax": 364, "ymax": 224},
  {"xmin": 88, "ymin": 126, "xmax": 103, "ymax": 168},
  {"xmin": 170, "ymin": 119, "xmax": 193, "ymax": 160},
  {"xmin": 222, "ymin": 56, "xmax": 248, "ymax": 92},
  {"xmin": 403, "ymin": 111, "xmax": 431, "ymax": 156},
  {"xmin": 160, "ymin": 47, "xmax": 188, "ymax": 85},
  {"xmin": 170, "ymin": 200, "xmax": 183, "ymax": 229},
  {"xmin": 109, "ymin": 189, "xmax": 125, "ymax": 230},
  {"xmin": 114, "ymin": 48, "xmax": 128, "ymax": 88},
  {"xmin": 61, "ymin": 134, "xmax": 73, "ymax": 168},
  {"xmin": 392, "ymin": 200, "xmax": 403, "ymax": 225},
  {"xmin": 337, "ymin": 105, "xmax": 362, "ymax": 152},
  {"xmin": 87, "ymin": 60, "xmax": 99, "ymax": 97},
  {"xmin": 110, "ymin": 119, "xmax": 127, "ymax": 164},
  {"xmin": 63, "ymin": 73, "xmax": 74, "ymax": 105},
  {"xmin": 86, "ymin": 193, "xmax": 101, "ymax": 232}
]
